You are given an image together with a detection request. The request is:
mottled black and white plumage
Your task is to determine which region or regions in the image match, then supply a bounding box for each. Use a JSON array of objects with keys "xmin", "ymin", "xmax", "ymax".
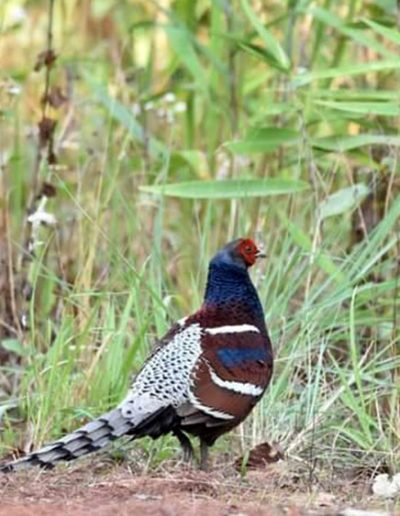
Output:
[{"xmin": 1, "ymin": 238, "xmax": 273, "ymax": 472}]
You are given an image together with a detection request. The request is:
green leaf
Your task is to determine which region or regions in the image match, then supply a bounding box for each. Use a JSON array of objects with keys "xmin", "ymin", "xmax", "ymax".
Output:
[
  {"xmin": 313, "ymin": 89, "xmax": 398, "ymax": 101},
  {"xmin": 140, "ymin": 178, "xmax": 309, "ymax": 199},
  {"xmin": 165, "ymin": 25, "xmax": 208, "ymax": 94},
  {"xmin": 1, "ymin": 338, "xmax": 28, "ymax": 357},
  {"xmin": 314, "ymin": 100, "xmax": 400, "ymax": 116},
  {"xmin": 312, "ymin": 134, "xmax": 400, "ymax": 152},
  {"xmin": 319, "ymin": 184, "xmax": 370, "ymax": 220},
  {"xmin": 238, "ymin": 42, "xmax": 289, "ymax": 72},
  {"xmin": 293, "ymin": 60, "xmax": 400, "ymax": 87},
  {"xmin": 225, "ymin": 127, "xmax": 300, "ymax": 154},
  {"xmin": 363, "ymin": 18, "xmax": 400, "ymax": 46},
  {"xmin": 173, "ymin": 150, "xmax": 209, "ymax": 177},
  {"xmin": 240, "ymin": 0, "xmax": 290, "ymax": 71},
  {"xmin": 306, "ymin": 7, "xmax": 398, "ymax": 59}
]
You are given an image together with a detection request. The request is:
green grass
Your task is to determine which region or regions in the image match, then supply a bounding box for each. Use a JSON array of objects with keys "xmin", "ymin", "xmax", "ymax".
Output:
[{"xmin": 0, "ymin": 0, "xmax": 399, "ymax": 477}]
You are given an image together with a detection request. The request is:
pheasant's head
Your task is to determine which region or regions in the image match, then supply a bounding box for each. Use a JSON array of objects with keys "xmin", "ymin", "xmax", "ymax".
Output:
[{"xmin": 211, "ymin": 238, "xmax": 265, "ymax": 270}]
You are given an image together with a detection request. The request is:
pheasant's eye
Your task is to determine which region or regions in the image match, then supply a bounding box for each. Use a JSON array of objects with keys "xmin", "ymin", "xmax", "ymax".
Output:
[{"xmin": 244, "ymin": 246, "xmax": 252, "ymax": 254}]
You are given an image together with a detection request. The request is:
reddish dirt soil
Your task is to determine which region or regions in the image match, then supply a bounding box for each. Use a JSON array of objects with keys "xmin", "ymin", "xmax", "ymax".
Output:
[{"xmin": 0, "ymin": 456, "xmax": 391, "ymax": 516}]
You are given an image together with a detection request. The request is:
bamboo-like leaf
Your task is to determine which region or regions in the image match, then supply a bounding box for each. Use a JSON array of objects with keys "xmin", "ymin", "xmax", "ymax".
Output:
[
  {"xmin": 307, "ymin": 7, "xmax": 398, "ymax": 59},
  {"xmin": 165, "ymin": 25, "xmax": 208, "ymax": 93},
  {"xmin": 225, "ymin": 127, "xmax": 300, "ymax": 154},
  {"xmin": 363, "ymin": 18, "xmax": 400, "ymax": 46},
  {"xmin": 238, "ymin": 42, "xmax": 289, "ymax": 72},
  {"xmin": 319, "ymin": 184, "xmax": 370, "ymax": 220},
  {"xmin": 313, "ymin": 89, "xmax": 398, "ymax": 101},
  {"xmin": 293, "ymin": 60, "xmax": 400, "ymax": 87},
  {"xmin": 315, "ymin": 100, "xmax": 400, "ymax": 116},
  {"xmin": 140, "ymin": 178, "xmax": 309, "ymax": 199},
  {"xmin": 312, "ymin": 134, "xmax": 400, "ymax": 151},
  {"xmin": 240, "ymin": 0, "xmax": 290, "ymax": 71}
]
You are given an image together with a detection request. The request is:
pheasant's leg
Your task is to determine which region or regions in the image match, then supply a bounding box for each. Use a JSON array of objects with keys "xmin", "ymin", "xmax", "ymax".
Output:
[
  {"xmin": 199, "ymin": 439, "xmax": 209, "ymax": 471},
  {"xmin": 173, "ymin": 429, "xmax": 194, "ymax": 464}
]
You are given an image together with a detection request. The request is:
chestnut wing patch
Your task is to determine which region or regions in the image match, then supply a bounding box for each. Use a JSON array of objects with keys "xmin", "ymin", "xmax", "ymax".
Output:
[
  {"xmin": 187, "ymin": 328, "xmax": 272, "ymax": 421},
  {"xmin": 202, "ymin": 330, "xmax": 272, "ymax": 388}
]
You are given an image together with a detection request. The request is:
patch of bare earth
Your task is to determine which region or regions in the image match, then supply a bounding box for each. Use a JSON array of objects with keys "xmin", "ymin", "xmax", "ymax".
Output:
[{"xmin": 0, "ymin": 455, "xmax": 392, "ymax": 516}]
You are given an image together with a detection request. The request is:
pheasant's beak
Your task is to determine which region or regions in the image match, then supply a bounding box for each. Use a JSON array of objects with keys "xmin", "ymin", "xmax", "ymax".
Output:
[{"xmin": 255, "ymin": 249, "xmax": 266, "ymax": 259}]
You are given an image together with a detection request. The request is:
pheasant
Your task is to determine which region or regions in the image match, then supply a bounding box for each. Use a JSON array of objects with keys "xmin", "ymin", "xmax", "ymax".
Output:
[{"xmin": 1, "ymin": 238, "xmax": 273, "ymax": 472}]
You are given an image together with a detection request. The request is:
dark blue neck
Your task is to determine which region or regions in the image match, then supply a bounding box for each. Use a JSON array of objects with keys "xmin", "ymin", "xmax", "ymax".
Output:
[{"xmin": 203, "ymin": 262, "xmax": 265, "ymax": 327}]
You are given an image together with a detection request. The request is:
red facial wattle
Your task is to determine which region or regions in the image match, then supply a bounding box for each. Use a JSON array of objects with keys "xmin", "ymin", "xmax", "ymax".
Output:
[{"xmin": 237, "ymin": 238, "xmax": 260, "ymax": 267}]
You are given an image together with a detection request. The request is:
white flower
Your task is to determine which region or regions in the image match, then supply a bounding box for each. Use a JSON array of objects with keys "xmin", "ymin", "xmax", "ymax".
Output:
[
  {"xmin": 28, "ymin": 207, "xmax": 57, "ymax": 227},
  {"xmin": 163, "ymin": 92, "xmax": 176, "ymax": 103},
  {"xmin": 0, "ymin": 151, "xmax": 10, "ymax": 167},
  {"xmin": 27, "ymin": 196, "xmax": 57, "ymax": 252},
  {"xmin": 174, "ymin": 101, "xmax": 186, "ymax": 113},
  {"xmin": 7, "ymin": 84, "xmax": 21, "ymax": 96}
]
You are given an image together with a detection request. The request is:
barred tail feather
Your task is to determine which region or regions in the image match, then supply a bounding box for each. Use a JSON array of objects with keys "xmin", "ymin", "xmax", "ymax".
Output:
[{"xmin": 0, "ymin": 408, "xmax": 134, "ymax": 473}]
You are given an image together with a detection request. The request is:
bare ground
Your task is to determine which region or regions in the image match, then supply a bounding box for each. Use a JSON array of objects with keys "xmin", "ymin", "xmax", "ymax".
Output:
[{"xmin": 0, "ymin": 454, "xmax": 394, "ymax": 516}]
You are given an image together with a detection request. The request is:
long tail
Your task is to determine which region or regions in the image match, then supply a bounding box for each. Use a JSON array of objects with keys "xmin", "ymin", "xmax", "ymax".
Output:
[{"xmin": 0, "ymin": 408, "xmax": 134, "ymax": 473}]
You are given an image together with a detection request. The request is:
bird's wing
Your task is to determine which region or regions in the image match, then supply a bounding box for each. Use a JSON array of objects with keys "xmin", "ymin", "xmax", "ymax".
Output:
[
  {"xmin": 180, "ymin": 325, "xmax": 273, "ymax": 424},
  {"xmin": 119, "ymin": 321, "xmax": 203, "ymax": 420}
]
